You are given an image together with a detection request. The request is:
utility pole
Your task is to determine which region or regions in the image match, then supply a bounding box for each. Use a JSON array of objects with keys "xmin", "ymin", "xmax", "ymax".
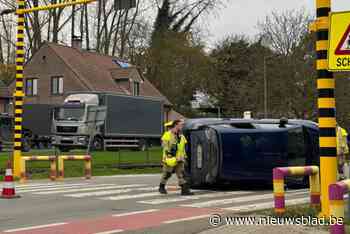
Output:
[
  {"xmin": 314, "ymin": 0, "xmax": 336, "ymax": 217},
  {"xmin": 13, "ymin": 0, "xmax": 26, "ymax": 177},
  {"xmin": 263, "ymin": 56, "xmax": 267, "ymax": 118}
]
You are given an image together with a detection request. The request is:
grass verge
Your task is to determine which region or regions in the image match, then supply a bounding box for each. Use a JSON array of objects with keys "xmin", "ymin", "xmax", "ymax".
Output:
[{"xmin": 0, "ymin": 148, "xmax": 162, "ymax": 179}]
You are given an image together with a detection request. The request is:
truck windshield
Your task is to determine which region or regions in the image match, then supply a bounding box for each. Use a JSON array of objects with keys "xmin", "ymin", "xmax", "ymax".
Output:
[{"xmin": 54, "ymin": 107, "xmax": 85, "ymax": 121}]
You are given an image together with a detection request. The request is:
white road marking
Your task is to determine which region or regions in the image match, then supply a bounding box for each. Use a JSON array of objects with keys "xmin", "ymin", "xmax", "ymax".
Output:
[
  {"xmin": 101, "ymin": 188, "xmax": 204, "ymax": 201},
  {"xmin": 101, "ymin": 192, "xmax": 177, "ymax": 201},
  {"xmin": 138, "ymin": 191, "xmax": 254, "ymax": 205},
  {"xmin": 34, "ymin": 184, "xmax": 146, "ymax": 195},
  {"xmin": 112, "ymin": 209, "xmax": 159, "ymax": 217},
  {"xmin": 16, "ymin": 183, "xmax": 90, "ymax": 192},
  {"xmin": 65, "ymin": 186, "xmax": 158, "ymax": 198},
  {"xmin": 182, "ymin": 190, "xmax": 309, "ymax": 208},
  {"xmin": 14, "ymin": 183, "xmax": 53, "ymax": 188},
  {"xmin": 163, "ymin": 215, "xmax": 211, "ymax": 224},
  {"xmin": 3, "ymin": 222, "xmax": 67, "ymax": 232},
  {"xmin": 18, "ymin": 184, "xmax": 114, "ymax": 193},
  {"xmin": 224, "ymin": 197, "xmax": 309, "ymax": 212},
  {"xmin": 94, "ymin": 230, "xmax": 124, "ymax": 234},
  {"xmin": 99, "ymin": 174, "xmax": 159, "ymax": 178}
]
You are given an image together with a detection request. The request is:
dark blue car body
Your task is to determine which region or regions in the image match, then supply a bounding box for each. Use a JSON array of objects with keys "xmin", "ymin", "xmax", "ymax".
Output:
[{"xmin": 182, "ymin": 118, "xmax": 319, "ymax": 186}]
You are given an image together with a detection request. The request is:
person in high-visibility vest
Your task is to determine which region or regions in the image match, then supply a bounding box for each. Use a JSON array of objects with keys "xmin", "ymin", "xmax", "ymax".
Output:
[
  {"xmin": 336, "ymin": 125, "xmax": 349, "ymax": 180},
  {"xmin": 159, "ymin": 119, "xmax": 194, "ymax": 195}
]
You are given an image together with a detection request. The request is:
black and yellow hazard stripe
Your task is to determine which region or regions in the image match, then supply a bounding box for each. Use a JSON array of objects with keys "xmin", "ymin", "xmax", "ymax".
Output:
[
  {"xmin": 13, "ymin": 0, "xmax": 26, "ymax": 177},
  {"xmin": 316, "ymin": 0, "xmax": 337, "ymax": 217}
]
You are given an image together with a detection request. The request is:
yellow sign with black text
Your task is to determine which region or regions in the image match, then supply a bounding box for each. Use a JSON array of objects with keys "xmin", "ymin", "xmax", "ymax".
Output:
[{"xmin": 329, "ymin": 11, "xmax": 350, "ymax": 71}]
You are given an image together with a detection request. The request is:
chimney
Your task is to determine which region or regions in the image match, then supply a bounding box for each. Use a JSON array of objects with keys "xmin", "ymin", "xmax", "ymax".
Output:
[{"xmin": 72, "ymin": 35, "xmax": 82, "ymax": 50}]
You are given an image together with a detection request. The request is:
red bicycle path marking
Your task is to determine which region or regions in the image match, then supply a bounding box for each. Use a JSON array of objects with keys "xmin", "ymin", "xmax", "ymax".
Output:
[{"xmin": 1, "ymin": 207, "xmax": 222, "ymax": 234}]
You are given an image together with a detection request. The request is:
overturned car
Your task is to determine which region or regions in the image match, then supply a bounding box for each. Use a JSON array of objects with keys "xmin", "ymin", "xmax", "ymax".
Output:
[{"xmin": 182, "ymin": 118, "xmax": 319, "ymax": 187}]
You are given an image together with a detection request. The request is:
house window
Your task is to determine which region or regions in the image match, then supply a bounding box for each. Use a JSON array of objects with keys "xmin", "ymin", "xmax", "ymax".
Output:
[
  {"xmin": 133, "ymin": 81, "xmax": 140, "ymax": 96},
  {"xmin": 51, "ymin": 76, "xmax": 63, "ymax": 95},
  {"xmin": 25, "ymin": 78, "xmax": 38, "ymax": 96}
]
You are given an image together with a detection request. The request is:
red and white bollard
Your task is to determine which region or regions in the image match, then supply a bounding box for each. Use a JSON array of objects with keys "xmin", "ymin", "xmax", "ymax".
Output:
[{"xmin": 1, "ymin": 161, "xmax": 20, "ymax": 199}]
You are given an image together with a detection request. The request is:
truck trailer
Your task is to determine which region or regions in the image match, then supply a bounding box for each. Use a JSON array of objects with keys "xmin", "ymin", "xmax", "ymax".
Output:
[
  {"xmin": 52, "ymin": 92, "xmax": 164, "ymax": 151},
  {"xmin": 0, "ymin": 104, "xmax": 54, "ymax": 151}
]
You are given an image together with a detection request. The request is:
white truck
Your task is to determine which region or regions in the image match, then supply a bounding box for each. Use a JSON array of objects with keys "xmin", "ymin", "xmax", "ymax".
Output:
[{"xmin": 52, "ymin": 92, "xmax": 164, "ymax": 152}]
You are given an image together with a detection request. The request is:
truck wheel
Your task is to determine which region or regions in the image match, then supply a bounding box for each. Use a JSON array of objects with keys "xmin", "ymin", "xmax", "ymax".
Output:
[
  {"xmin": 138, "ymin": 139, "xmax": 148, "ymax": 151},
  {"xmin": 92, "ymin": 137, "xmax": 104, "ymax": 151}
]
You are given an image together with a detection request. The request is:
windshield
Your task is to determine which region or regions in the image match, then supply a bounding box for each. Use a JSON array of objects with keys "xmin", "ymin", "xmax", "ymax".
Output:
[{"xmin": 54, "ymin": 107, "xmax": 85, "ymax": 121}]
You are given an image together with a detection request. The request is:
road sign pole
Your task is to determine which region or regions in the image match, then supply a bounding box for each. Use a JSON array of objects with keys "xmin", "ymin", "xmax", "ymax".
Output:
[
  {"xmin": 315, "ymin": 0, "xmax": 337, "ymax": 217},
  {"xmin": 13, "ymin": 0, "xmax": 26, "ymax": 177}
]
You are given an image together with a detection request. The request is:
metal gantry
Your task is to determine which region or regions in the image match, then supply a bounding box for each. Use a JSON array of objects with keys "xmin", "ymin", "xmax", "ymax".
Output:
[{"xmin": 11, "ymin": 0, "xmax": 97, "ymax": 177}]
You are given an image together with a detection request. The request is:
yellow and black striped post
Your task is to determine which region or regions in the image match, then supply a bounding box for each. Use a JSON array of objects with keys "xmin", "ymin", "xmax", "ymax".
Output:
[
  {"xmin": 13, "ymin": 0, "xmax": 26, "ymax": 177},
  {"xmin": 315, "ymin": 0, "xmax": 337, "ymax": 217}
]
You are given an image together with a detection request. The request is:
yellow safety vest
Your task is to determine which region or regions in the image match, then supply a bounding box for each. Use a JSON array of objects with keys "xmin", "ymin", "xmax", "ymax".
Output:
[
  {"xmin": 161, "ymin": 131, "xmax": 188, "ymax": 166},
  {"xmin": 337, "ymin": 127, "xmax": 349, "ymax": 155}
]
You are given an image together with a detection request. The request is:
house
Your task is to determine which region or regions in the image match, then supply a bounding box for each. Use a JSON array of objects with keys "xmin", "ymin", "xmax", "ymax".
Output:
[{"xmin": 9, "ymin": 41, "xmax": 183, "ymax": 123}]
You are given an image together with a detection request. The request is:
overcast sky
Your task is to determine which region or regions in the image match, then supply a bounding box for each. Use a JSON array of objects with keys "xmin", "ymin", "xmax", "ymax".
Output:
[{"xmin": 205, "ymin": 0, "xmax": 350, "ymax": 47}]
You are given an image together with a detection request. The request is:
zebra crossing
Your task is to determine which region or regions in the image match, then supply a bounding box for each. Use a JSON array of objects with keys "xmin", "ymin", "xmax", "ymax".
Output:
[{"xmin": 11, "ymin": 182, "xmax": 310, "ymax": 211}]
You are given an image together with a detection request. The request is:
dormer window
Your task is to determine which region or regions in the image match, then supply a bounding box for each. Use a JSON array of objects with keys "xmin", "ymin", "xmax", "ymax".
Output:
[{"xmin": 133, "ymin": 81, "xmax": 140, "ymax": 96}]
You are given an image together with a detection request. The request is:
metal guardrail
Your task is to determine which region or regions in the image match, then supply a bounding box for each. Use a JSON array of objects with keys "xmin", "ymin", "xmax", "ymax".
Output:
[{"xmin": 273, "ymin": 166, "xmax": 320, "ymax": 214}]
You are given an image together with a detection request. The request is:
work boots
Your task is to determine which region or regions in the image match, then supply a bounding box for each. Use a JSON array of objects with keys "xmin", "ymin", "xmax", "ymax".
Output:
[
  {"xmin": 181, "ymin": 183, "xmax": 194, "ymax": 196},
  {"xmin": 159, "ymin": 183, "xmax": 167, "ymax": 194}
]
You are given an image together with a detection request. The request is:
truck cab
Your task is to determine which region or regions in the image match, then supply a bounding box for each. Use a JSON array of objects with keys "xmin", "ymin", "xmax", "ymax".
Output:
[{"xmin": 52, "ymin": 93, "xmax": 105, "ymax": 151}]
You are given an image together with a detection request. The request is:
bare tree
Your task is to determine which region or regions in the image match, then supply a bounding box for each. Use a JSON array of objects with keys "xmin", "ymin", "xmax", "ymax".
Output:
[
  {"xmin": 257, "ymin": 8, "xmax": 311, "ymax": 56},
  {"xmin": 152, "ymin": 0, "xmax": 223, "ymax": 39}
]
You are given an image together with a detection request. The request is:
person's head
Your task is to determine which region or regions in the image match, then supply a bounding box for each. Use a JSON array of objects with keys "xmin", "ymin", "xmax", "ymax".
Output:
[{"xmin": 171, "ymin": 119, "xmax": 184, "ymax": 134}]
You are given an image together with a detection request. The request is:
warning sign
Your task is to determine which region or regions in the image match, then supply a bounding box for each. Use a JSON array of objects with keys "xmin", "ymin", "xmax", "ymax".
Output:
[
  {"xmin": 329, "ymin": 11, "xmax": 350, "ymax": 71},
  {"xmin": 335, "ymin": 25, "xmax": 350, "ymax": 55}
]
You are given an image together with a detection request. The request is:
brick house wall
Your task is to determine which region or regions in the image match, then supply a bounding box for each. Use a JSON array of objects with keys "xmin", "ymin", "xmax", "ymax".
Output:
[{"xmin": 9, "ymin": 44, "xmax": 86, "ymax": 105}]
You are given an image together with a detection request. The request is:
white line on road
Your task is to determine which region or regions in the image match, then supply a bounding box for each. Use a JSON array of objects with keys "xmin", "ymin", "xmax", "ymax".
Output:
[
  {"xmin": 138, "ymin": 191, "xmax": 254, "ymax": 205},
  {"xmin": 18, "ymin": 184, "xmax": 115, "ymax": 193},
  {"xmin": 65, "ymin": 186, "xmax": 158, "ymax": 198},
  {"xmin": 100, "ymin": 189, "xmax": 203, "ymax": 201},
  {"xmin": 16, "ymin": 183, "xmax": 91, "ymax": 191},
  {"xmin": 33, "ymin": 184, "xmax": 146, "ymax": 195},
  {"xmin": 163, "ymin": 215, "xmax": 211, "ymax": 224},
  {"xmin": 99, "ymin": 174, "xmax": 160, "ymax": 178},
  {"xmin": 15, "ymin": 183, "xmax": 55, "ymax": 188},
  {"xmin": 101, "ymin": 192, "xmax": 174, "ymax": 201},
  {"xmin": 224, "ymin": 197, "xmax": 309, "ymax": 212},
  {"xmin": 3, "ymin": 222, "xmax": 67, "ymax": 232},
  {"xmin": 94, "ymin": 229, "xmax": 124, "ymax": 234},
  {"xmin": 112, "ymin": 209, "xmax": 159, "ymax": 217},
  {"xmin": 181, "ymin": 190, "xmax": 309, "ymax": 208}
]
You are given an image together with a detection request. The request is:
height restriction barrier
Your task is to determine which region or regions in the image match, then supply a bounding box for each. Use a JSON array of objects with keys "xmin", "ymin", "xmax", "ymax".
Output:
[
  {"xmin": 273, "ymin": 166, "xmax": 320, "ymax": 214},
  {"xmin": 20, "ymin": 156, "xmax": 57, "ymax": 183},
  {"xmin": 329, "ymin": 179, "xmax": 350, "ymax": 234},
  {"xmin": 58, "ymin": 155, "xmax": 92, "ymax": 180}
]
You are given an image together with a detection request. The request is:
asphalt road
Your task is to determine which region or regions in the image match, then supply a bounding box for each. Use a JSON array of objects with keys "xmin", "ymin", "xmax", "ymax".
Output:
[{"xmin": 0, "ymin": 174, "xmax": 310, "ymax": 234}]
